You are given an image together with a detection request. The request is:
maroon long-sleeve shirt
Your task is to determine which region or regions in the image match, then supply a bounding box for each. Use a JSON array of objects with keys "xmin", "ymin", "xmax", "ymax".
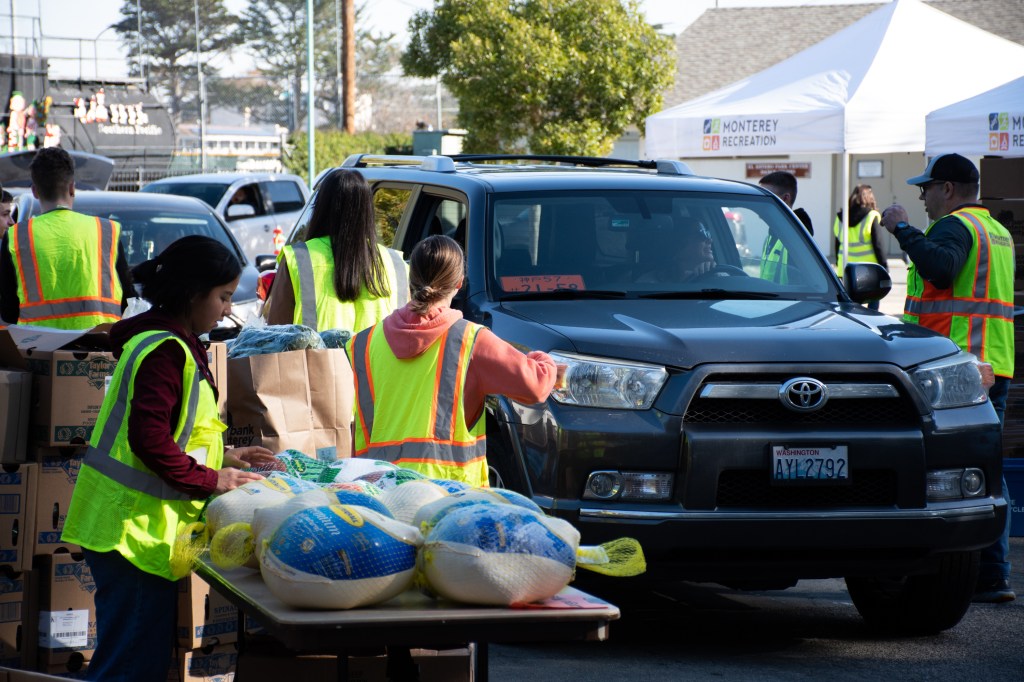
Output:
[{"xmin": 108, "ymin": 309, "xmax": 220, "ymax": 497}]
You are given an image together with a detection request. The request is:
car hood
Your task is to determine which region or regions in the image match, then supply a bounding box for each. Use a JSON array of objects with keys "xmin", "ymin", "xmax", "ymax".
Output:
[
  {"xmin": 0, "ymin": 150, "xmax": 115, "ymax": 190},
  {"xmin": 497, "ymin": 298, "xmax": 958, "ymax": 369}
]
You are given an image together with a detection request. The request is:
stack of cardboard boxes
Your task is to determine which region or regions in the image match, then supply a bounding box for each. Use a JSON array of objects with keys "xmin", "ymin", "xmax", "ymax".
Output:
[
  {"xmin": 981, "ymin": 157, "xmax": 1024, "ymax": 536},
  {"xmin": 0, "ymin": 326, "xmax": 473, "ymax": 681},
  {"xmin": 0, "ymin": 326, "xmax": 238, "ymax": 680}
]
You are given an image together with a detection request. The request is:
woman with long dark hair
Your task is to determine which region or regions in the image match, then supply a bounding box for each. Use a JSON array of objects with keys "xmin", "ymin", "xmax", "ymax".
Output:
[{"xmin": 266, "ymin": 168, "xmax": 407, "ymax": 332}]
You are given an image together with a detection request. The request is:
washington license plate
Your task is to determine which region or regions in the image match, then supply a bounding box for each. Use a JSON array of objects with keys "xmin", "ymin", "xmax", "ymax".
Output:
[{"xmin": 771, "ymin": 445, "xmax": 849, "ymax": 483}]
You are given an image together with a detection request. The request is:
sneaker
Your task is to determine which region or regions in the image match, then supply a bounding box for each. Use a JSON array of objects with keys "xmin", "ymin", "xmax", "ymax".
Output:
[{"xmin": 972, "ymin": 579, "xmax": 1016, "ymax": 604}]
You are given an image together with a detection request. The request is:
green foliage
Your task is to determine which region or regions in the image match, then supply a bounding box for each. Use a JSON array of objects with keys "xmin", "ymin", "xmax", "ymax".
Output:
[
  {"xmin": 402, "ymin": 0, "xmax": 675, "ymax": 155},
  {"xmin": 283, "ymin": 129, "xmax": 413, "ymax": 180}
]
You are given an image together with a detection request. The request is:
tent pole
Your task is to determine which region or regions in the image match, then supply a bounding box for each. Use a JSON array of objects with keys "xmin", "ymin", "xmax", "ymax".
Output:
[{"xmin": 841, "ymin": 151, "xmax": 850, "ymax": 279}]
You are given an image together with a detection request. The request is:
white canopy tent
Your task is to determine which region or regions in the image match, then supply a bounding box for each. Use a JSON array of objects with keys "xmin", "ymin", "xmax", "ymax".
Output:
[
  {"xmin": 926, "ymin": 75, "xmax": 1024, "ymax": 158},
  {"xmin": 646, "ymin": 0, "xmax": 1024, "ymax": 263}
]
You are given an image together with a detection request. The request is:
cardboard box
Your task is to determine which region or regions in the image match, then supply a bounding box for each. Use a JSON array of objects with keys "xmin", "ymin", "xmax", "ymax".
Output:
[
  {"xmin": 169, "ymin": 643, "xmax": 237, "ymax": 682},
  {"xmin": 0, "ymin": 571, "xmax": 33, "ymax": 671},
  {"xmin": 207, "ymin": 342, "xmax": 228, "ymax": 422},
  {"xmin": 30, "ymin": 553, "xmax": 95, "ymax": 670},
  {"xmin": 981, "ymin": 157, "xmax": 1024, "ymax": 200},
  {"xmin": 2, "ymin": 327, "xmax": 115, "ymax": 448},
  {"xmin": 29, "ymin": 452, "xmax": 84, "ymax": 557},
  {"xmin": 177, "ymin": 574, "xmax": 238, "ymax": 649},
  {"xmin": 0, "ymin": 333, "xmax": 31, "ymax": 465},
  {"xmin": 0, "ymin": 465, "xmax": 35, "ymax": 573}
]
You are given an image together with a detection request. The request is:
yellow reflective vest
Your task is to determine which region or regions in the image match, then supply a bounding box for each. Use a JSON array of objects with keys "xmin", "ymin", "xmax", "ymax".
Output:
[
  {"xmin": 348, "ymin": 318, "xmax": 488, "ymax": 487},
  {"xmin": 833, "ymin": 210, "xmax": 881, "ymax": 272},
  {"xmin": 8, "ymin": 209, "xmax": 123, "ymax": 329},
  {"xmin": 280, "ymin": 237, "xmax": 408, "ymax": 332},
  {"xmin": 62, "ymin": 330, "xmax": 226, "ymax": 580},
  {"xmin": 904, "ymin": 206, "xmax": 1015, "ymax": 378},
  {"xmin": 760, "ymin": 235, "xmax": 788, "ymax": 284}
]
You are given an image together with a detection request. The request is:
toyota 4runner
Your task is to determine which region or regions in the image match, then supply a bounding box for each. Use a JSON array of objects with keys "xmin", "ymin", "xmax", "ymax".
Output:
[{"xmin": 285, "ymin": 154, "xmax": 1007, "ymax": 634}]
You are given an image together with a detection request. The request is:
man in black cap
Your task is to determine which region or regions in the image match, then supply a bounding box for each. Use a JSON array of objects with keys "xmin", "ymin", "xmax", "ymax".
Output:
[{"xmin": 882, "ymin": 153, "xmax": 1016, "ymax": 604}]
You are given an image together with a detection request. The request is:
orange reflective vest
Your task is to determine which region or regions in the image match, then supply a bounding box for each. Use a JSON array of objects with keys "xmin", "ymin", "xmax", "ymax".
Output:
[
  {"xmin": 8, "ymin": 209, "xmax": 123, "ymax": 329},
  {"xmin": 348, "ymin": 318, "xmax": 488, "ymax": 486},
  {"xmin": 904, "ymin": 206, "xmax": 1015, "ymax": 377}
]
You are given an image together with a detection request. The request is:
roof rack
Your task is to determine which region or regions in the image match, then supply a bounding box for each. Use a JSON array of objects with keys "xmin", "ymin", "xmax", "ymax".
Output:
[
  {"xmin": 338, "ymin": 153, "xmax": 693, "ymax": 177},
  {"xmin": 449, "ymin": 154, "xmax": 693, "ymax": 176},
  {"xmin": 341, "ymin": 154, "xmax": 456, "ymax": 172}
]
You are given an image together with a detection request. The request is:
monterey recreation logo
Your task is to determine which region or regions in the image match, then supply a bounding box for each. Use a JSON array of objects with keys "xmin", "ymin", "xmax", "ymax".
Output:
[
  {"xmin": 988, "ymin": 112, "xmax": 1023, "ymax": 152},
  {"xmin": 703, "ymin": 117, "xmax": 779, "ymax": 152}
]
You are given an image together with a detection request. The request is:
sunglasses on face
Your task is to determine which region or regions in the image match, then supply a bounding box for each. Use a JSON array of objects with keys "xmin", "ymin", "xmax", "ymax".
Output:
[
  {"xmin": 692, "ymin": 226, "xmax": 712, "ymax": 241},
  {"xmin": 918, "ymin": 181, "xmax": 946, "ymax": 199}
]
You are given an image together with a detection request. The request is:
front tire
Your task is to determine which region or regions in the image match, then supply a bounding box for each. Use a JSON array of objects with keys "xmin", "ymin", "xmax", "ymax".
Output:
[{"xmin": 845, "ymin": 551, "xmax": 979, "ymax": 635}]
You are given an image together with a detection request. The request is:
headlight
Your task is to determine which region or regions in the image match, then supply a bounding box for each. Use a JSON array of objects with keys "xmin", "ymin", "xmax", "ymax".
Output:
[
  {"xmin": 911, "ymin": 352, "xmax": 988, "ymax": 409},
  {"xmin": 549, "ymin": 351, "xmax": 667, "ymax": 410}
]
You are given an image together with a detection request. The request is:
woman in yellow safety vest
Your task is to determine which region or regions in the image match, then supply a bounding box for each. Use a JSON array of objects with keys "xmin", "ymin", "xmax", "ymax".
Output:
[
  {"xmin": 348, "ymin": 235, "xmax": 562, "ymax": 487},
  {"xmin": 62, "ymin": 236, "xmax": 276, "ymax": 682},
  {"xmin": 833, "ymin": 185, "xmax": 887, "ymax": 309},
  {"xmin": 265, "ymin": 168, "xmax": 408, "ymax": 333}
]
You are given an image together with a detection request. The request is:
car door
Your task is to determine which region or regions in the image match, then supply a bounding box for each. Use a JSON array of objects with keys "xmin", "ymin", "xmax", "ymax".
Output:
[{"xmin": 222, "ymin": 181, "xmax": 272, "ymax": 263}]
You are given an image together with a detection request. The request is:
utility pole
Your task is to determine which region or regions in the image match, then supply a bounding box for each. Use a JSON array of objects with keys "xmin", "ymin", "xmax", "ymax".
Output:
[
  {"xmin": 195, "ymin": 0, "xmax": 207, "ymax": 171},
  {"xmin": 342, "ymin": 0, "xmax": 355, "ymax": 134}
]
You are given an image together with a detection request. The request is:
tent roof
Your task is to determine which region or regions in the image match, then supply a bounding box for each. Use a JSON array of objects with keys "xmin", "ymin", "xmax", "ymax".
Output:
[
  {"xmin": 646, "ymin": 0, "xmax": 1024, "ymax": 158},
  {"xmin": 926, "ymin": 76, "xmax": 1024, "ymax": 157}
]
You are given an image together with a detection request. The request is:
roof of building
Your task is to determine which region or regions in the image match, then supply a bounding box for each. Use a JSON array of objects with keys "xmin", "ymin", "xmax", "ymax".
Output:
[{"xmin": 666, "ymin": 0, "xmax": 1024, "ymax": 108}]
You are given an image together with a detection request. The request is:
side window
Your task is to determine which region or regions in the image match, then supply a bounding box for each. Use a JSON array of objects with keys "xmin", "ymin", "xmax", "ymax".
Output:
[
  {"xmin": 227, "ymin": 183, "xmax": 266, "ymax": 218},
  {"xmin": 373, "ymin": 187, "xmax": 414, "ymax": 247},
  {"xmin": 400, "ymin": 193, "xmax": 468, "ymax": 255},
  {"xmin": 263, "ymin": 181, "xmax": 307, "ymax": 215}
]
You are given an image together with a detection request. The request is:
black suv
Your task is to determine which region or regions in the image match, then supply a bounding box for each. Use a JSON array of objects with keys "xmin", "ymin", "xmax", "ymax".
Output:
[{"xmin": 286, "ymin": 154, "xmax": 1006, "ymax": 634}]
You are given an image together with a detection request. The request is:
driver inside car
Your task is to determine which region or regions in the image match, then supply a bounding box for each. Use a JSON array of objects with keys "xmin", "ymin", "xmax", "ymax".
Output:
[{"xmin": 636, "ymin": 217, "xmax": 716, "ymax": 283}]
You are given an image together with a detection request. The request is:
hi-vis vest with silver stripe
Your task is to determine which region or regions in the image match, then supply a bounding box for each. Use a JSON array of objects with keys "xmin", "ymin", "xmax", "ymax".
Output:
[
  {"xmin": 283, "ymin": 237, "xmax": 408, "ymax": 332},
  {"xmin": 904, "ymin": 206, "xmax": 1015, "ymax": 377},
  {"xmin": 833, "ymin": 210, "xmax": 882, "ymax": 271},
  {"xmin": 348, "ymin": 318, "xmax": 488, "ymax": 487},
  {"xmin": 9, "ymin": 210, "xmax": 123, "ymax": 329},
  {"xmin": 61, "ymin": 330, "xmax": 225, "ymax": 580}
]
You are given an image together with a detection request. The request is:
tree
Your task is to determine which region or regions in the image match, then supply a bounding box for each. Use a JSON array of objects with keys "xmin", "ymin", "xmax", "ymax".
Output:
[
  {"xmin": 112, "ymin": 0, "xmax": 242, "ymax": 125},
  {"xmin": 402, "ymin": 0, "xmax": 675, "ymax": 155}
]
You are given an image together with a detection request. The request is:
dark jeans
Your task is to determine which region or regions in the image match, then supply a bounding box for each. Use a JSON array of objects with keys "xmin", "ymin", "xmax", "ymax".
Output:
[
  {"xmin": 83, "ymin": 548, "xmax": 178, "ymax": 682},
  {"xmin": 981, "ymin": 377, "xmax": 1012, "ymax": 582}
]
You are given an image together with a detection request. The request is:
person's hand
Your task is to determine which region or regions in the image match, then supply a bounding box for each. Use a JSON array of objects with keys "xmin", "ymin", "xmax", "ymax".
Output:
[
  {"xmin": 214, "ymin": 467, "xmax": 265, "ymax": 495},
  {"xmin": 977, "ymin": 361, "xmax": 996, "ymax": 391},
  {"xmin": 554, "ymin": 363, "xmax": 568, "ymax": 390},
  {"xmin": 684, "ymin": 259, "xmax": 716, "ymax": 280},
  {"xmin": 881, "ymin": 204, "xmax": 909, "ymax": 233},
  {"xmin": 223, "ymin": 446, "xmax": 279, "ymax": 470}
]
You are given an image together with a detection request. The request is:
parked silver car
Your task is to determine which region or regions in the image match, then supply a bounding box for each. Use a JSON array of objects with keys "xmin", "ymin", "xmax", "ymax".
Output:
[{"xmin": 141, "ymin": 172, "xmax": 310, "ymax": 263}]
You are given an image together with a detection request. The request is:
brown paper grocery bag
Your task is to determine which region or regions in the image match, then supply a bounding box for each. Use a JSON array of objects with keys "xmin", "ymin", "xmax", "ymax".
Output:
[{"xmin": 225, "ymin": 347, "xmax": 353, "ymax": 460}]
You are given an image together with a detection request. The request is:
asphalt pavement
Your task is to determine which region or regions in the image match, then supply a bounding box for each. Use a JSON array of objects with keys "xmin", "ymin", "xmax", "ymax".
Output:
[{"xmin": 489, "ymin": 537, "xmax": 1024, "ymax": 680}]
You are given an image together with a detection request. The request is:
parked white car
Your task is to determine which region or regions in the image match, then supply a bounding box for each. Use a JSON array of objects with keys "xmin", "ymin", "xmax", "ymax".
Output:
[{"xmin": 141, "ymin": 172, "xmax": 310, "ymax": 263}]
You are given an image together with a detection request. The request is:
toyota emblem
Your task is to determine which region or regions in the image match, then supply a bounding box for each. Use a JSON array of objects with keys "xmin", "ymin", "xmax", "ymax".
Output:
[{"xmin": 779, "ymin": 377, "xmax": 829, "ymax": 412}]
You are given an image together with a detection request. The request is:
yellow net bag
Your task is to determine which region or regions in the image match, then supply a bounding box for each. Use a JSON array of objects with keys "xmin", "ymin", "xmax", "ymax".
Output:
[{"xmin": 576, "ymin": 538, "xmax": 646, "ymax": 577}]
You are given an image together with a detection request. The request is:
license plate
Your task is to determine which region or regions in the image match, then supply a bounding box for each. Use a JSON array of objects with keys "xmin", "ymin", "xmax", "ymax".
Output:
[{"xmin": 771, "ymin": 445, "xmax": 849, "ymax": 484}]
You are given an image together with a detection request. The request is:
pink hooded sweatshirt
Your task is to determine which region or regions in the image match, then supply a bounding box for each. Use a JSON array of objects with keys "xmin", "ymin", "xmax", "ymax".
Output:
[{"xmin": 382, "ymin": 303, "xmax": 559, "ymax": 424}]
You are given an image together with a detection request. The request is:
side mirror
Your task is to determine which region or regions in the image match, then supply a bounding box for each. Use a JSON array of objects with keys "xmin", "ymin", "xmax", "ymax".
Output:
[
  {"xmin": 226, "ymin": 203, "xmax": 256, "ymax": 219},
  {"xmin": 844, "ymin": 262, "xmax": 891, "ymax": 305},
  {"xmin": 254, "ymin": 254, "xmax": 278, "ymax": 272}
]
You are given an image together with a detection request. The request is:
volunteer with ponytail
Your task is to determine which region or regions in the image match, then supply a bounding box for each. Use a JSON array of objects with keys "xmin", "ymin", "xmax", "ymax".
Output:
[
  {"xmin": 265, "ymin": 168, "xmax": 408, "ymax": 332},
  {"xmin": 62, "ymin": 236, "xmax": 275, "ymax": 682},
  {"xmin": 348, "ymin": 235, "xmax": 561, "ymax": 487}
]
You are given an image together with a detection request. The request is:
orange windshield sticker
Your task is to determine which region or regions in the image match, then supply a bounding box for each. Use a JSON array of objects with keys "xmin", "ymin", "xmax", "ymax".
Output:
[{"xmin": 500, "ymin": 275, "xmax": 585, "ymax": 292}]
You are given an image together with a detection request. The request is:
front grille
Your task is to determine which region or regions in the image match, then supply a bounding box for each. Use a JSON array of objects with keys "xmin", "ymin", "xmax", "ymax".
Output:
[
  {"xmin": 685, "ymin": 397, "xmax": 918, "ymax": 425},
  {"xmin": 716, "ymin": 469, "xmax": 898, "ymax": 508}
]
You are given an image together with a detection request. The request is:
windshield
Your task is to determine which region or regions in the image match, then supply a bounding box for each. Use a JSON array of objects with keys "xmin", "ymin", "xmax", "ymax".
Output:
[
  {"xmin": 490, "ymin": 190, "xmax": 833, "ymax": 299},
  {"xmin": 86, "ymin": 208, "xmax": 241, "ymax": 268},
  {"xmin": 142, "ymin": 182, "xmax": 230, "ymax": 209}
]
